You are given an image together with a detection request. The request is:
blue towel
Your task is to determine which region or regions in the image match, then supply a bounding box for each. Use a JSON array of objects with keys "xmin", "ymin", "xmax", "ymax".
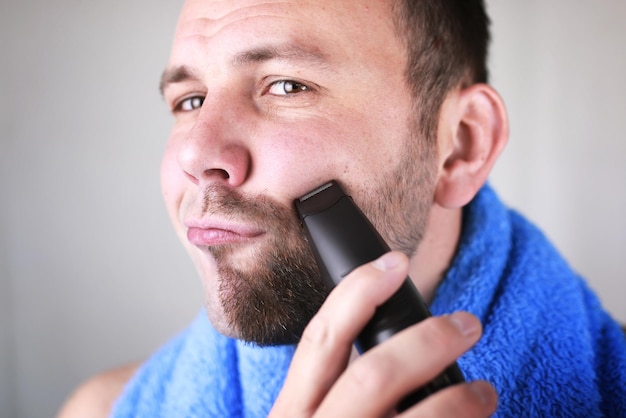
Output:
[{"xmin": 112, "ymin": 185, "xmax": 626, "ymax": 417}]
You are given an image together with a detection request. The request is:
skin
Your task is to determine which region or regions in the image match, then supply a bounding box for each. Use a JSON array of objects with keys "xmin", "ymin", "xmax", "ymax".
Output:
[
  {"xmin": 160, "ymin": 0, "xmax": 439, "ymax": 342},
  {"xmin": 59, "ymin": 0, "xmax": 509, "ymax": 416}
]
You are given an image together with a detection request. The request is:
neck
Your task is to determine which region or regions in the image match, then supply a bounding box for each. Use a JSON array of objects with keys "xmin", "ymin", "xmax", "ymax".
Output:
[{"xmin": 408, "ymin": 205, "xmax": 462, "ymax": 303}]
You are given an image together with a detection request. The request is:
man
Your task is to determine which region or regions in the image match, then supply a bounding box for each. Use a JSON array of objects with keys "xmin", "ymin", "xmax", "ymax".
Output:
[{"xmin": 59, "ymin": 0, "xmax": 626, "ymax": 416}]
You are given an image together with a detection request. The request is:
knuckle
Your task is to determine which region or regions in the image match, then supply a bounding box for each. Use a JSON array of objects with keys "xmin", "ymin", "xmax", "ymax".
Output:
[
  {"xmin": 412, "ymin": 383, "xmax": 497, "ymax": 418},
  {"xmin": 300, "ymin": 313, "xmax": 333, "ymax": 347},
  {"xmin": 344, "ymin": 353, "xmax": 397, "ymax": 397},
  {"xmin": 343, "ymin": 262, "xmax": 386, "ymax": 292},
  {"xmin": 419, "ymin": 317, "xmax": 458, "ymax": 350}
]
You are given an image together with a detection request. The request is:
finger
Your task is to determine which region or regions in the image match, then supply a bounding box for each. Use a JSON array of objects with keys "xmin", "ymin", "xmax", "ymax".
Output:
[
  {"xmin": 401, "ymin": 380, "xmax": 498, "ymax": 418},
  {"xmin": 314, "ymin": 312, "xmax": 482, "ymax": 417},
  {"xmin": 270, "ymin": 251, "xmax": 410, "ymax": 416}
]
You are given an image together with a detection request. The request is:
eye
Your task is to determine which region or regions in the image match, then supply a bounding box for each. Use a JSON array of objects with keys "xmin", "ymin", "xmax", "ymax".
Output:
[
  {"xmin": 267, "ymin": 80, "xmax": 310, "ymax": 96},
  {"xmin": 174, "ymin": 95, "xmax": 204, "ymax": 112}
]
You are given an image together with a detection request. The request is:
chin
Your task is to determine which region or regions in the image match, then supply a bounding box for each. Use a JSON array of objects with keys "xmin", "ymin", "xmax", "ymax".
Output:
[{"xmin": 202, "ymin": 299, "xmax": 240, "ymax": 338}]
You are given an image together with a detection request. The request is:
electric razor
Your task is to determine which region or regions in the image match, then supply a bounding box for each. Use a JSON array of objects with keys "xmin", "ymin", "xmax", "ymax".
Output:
[{"xmin": 295, "ymin": 180, "xmax": 465, "ymax": 410}]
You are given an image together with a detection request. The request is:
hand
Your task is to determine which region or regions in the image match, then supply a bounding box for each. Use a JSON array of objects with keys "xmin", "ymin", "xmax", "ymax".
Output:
[{"xmin": 269, "ymin": 251, "xmax": 497, "ymax": 417}]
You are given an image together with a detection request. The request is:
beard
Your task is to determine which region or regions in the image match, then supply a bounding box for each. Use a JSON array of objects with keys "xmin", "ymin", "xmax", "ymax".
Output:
[
  {"xmin": 205, "ymin": 186, "xmax": 328, "ymax": 346},
  {"xmin": 196, "ymin": 131, "xmax": 437, "ymax": 346}
]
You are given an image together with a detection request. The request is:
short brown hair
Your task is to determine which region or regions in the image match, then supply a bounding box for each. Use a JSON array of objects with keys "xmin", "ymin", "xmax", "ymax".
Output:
[{"xmin": 392, "ymin": 0, "xmax": 491, "ymax": 140}]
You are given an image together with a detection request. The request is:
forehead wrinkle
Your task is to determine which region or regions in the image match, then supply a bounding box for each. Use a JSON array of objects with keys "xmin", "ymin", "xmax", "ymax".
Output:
[
  {"xmin": 185, "ymin": 0, "xmax": 292, "ymax": 21},
  {"xmin": 177, "ymin": 1, "xmax": 299, "ymax": 43}
]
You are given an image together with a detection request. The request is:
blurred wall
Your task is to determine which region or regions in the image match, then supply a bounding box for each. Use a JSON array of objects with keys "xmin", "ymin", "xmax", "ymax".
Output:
[
  {"xmin": 488, "ymin": 1, "xmax": 626, "ymax": 323},
  {"xmin": 1, "ymin": 1, "xmax": 200, "ymax": 417},
  {"xmin": 1, "ymin": 1, "xmax": 624, "ymax": 417}
]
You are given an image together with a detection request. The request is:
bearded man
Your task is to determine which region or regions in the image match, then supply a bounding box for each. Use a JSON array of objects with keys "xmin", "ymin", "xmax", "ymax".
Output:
[{"xmin": 59, "ymin": 1, "xmax": 626, "ymax": 417}]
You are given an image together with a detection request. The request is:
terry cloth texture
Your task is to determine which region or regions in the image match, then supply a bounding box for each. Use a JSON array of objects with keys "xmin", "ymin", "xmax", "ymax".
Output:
[{"xmin": 111, "ymin": 185, "xmax": 626, "ymax": 417}]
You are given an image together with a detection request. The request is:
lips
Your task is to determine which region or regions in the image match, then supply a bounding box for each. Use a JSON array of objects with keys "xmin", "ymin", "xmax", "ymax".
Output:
[{"xmin": 185, "ymin": 220, "xmax": 265, "ymax": 247}]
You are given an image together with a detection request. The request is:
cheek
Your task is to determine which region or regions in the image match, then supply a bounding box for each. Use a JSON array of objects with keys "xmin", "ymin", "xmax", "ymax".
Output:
[
  {"xmin": 160, "ymin": 136, "xmax": 186, "ymax": 226},
  {"xmin": 252, "ymin": 120, "xmax": 358, "ymax": 197},
  {"xmin": 256, "ymin": 111, "xmax": 404, "ymax": 200}
]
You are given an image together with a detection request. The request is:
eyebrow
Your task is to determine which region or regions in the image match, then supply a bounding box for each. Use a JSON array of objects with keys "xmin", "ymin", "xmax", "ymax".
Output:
[
  {"xmin": 159, "ymin": 43, "xmax": 330, "ymax": 96},
  {"xmin": 159, "ymin": 65, "xmax": 198, "ymax": 97},
  {"xmin": 231, "ymin": 44, "xmax": 330, "ymax": 67}
]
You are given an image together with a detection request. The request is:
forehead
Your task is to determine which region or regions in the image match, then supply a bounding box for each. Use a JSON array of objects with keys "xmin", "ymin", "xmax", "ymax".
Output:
[{"xmin": 169, "ymin": 0, "xmax": 404, "ymax": 67}]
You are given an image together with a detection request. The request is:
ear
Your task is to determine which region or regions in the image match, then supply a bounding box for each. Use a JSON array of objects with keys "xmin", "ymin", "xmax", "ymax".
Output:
[{"xmin": 434, "ymin": 84, "xmax": 509, "ymax": 208}]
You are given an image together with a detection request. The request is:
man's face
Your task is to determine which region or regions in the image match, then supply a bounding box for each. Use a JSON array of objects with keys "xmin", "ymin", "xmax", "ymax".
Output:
[{"xmin": 160, "ymin": 0, "xmax": 437, "ymax": 345}]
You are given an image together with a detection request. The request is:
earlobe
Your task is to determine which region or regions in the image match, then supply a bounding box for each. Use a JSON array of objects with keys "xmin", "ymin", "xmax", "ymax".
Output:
[{"xmin": 434, "ymin": 84, "xmax": 509, "ymax": 208}]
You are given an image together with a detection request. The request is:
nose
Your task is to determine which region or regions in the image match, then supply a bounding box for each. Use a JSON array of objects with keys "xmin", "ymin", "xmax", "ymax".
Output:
[{"xmin": 177, "ymin": 99, "xmax": 252, "ymax": 187}]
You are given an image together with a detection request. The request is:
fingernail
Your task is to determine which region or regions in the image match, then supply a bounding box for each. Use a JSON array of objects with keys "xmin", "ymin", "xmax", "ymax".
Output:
[
  {"xmin": 373, "ymin": 251, "xmax": 402, "ymax": 271},
  {"xmin": 449, "ymin": 312, "xmax": 480, "ymax": 337}
]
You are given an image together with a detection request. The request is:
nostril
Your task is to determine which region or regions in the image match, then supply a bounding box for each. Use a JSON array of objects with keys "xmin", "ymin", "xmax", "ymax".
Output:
[
  {"xmin": 185, "ymin": 168, "xmax": 230, "ymax": 185},
  {"xmin": 183, "ymin": 171, "xmax": 200, "ymax": 185},
  {"xmin": 205, "ymin": 168, "xmax": 230, "ymax": 180}
]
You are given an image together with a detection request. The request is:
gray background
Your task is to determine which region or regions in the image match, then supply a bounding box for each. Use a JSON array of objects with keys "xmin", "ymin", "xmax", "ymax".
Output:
[{"xmin": 2, "ymin": 1, "xmax": 625, "ymax": 417}]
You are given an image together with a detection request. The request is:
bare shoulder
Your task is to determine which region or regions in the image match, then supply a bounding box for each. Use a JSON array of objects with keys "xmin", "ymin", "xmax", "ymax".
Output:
[{"xmin": 57, "ymin": 362, "xmax": 141, "ymax": 418}]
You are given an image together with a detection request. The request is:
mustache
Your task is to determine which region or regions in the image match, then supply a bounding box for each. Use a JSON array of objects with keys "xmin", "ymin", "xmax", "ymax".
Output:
[{"xmin": 200, "ymin": 185, "xmax": 298, "ymax": 227}]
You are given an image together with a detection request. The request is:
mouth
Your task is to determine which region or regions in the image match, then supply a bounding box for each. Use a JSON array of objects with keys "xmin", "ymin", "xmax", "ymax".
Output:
[{"xmin": 185, "ymin": 220, "xmax": 266, "ymax": 247}]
